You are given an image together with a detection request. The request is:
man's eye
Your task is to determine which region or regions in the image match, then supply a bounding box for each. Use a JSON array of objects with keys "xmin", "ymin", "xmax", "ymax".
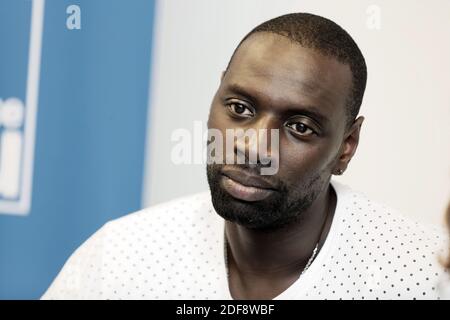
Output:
[
  {"xmin": 285, "ymin": 122, "xmax": 315, "ymax": 136},
  {"xmin": 227, "ymin": 103, "xmax": 254, "ymax": 117}
]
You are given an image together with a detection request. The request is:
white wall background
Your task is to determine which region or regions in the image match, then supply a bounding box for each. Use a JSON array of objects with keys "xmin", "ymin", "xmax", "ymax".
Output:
[{"xmin": 143, "ymin": 0, "xmax": 450, "ymax": 227}]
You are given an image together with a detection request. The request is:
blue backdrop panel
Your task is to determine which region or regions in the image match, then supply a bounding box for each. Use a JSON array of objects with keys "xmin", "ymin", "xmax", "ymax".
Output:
[{"xmin": 0, "ymin": 0, "xmax": 155, "ymax": 299}]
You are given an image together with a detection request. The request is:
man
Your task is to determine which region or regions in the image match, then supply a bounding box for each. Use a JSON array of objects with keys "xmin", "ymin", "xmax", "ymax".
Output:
[{"xmin": 43, "ymin": 13, "xmax": 447, "ymax": 300}]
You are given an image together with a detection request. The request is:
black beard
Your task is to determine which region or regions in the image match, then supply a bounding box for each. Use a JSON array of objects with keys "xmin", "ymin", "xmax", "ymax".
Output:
[{"xmin": 206, "ymin": 163, "xmax": 327, "ymax": 231}]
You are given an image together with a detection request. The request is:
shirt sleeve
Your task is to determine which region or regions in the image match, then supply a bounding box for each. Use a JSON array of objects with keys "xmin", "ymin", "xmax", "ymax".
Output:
[{"xmin": 41, "ymin": 223, "xmax": 110, "ymax": 300}]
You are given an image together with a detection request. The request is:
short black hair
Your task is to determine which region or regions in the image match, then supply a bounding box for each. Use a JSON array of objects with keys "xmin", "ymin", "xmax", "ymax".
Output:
[{"xmin": 226, "ymin": 12, "xmax": 367, "ymax": 126}]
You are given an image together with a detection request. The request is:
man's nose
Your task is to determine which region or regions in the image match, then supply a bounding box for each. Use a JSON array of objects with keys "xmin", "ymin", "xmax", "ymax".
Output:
[{"xmin": 234, "ymin": 116, "xmax": 279, "ymax": 168}]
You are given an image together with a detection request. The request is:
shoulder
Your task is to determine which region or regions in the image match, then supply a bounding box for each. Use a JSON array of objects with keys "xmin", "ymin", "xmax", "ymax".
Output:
[
  {"xmin": 42, "ymin": 191, "xmax": 223, "ymax": 299},
  {"xmin": 333, "ymin": 180, "xmax": 446, "ymax": 249},
  {"xmin": 330, "ymin": 180, "xmax": 448, "ymax": 299},
  {"xmin": 116, "ymin": 191, "xmax": 213, "ymax": 224},
  {"xmin": 101, "ymin": 191, "xmax": 220, "ymax": 245}
]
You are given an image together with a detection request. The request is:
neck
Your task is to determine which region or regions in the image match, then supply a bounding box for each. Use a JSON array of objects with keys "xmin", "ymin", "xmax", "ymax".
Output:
[{"xmin": 225, "ymin": 183, "xmax": 336, "ymax": 277}]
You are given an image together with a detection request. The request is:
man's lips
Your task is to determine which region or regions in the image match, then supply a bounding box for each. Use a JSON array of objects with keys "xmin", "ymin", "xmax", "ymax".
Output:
[
  {"xmin": 220, "ymin": 168, "xmax": 277, "ymax": 202},
  {"xmin": 222, "ymin": 169, "xmax": 277, "ymax": 189}
]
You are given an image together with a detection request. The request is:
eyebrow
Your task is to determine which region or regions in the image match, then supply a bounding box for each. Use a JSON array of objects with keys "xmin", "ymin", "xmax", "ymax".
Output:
[
  {"xmin": 225, "ymin": 83, "xmax": 330, "ymax": 125},
  {"xmin": 225, "ymin": 83, "xmax": 257, "ymax": 103}
]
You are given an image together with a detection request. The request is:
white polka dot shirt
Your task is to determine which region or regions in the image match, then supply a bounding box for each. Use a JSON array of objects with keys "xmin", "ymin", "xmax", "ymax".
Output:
[{"xmin": 42, "ymin": 181, "xmax": 449, "ymax": 300}]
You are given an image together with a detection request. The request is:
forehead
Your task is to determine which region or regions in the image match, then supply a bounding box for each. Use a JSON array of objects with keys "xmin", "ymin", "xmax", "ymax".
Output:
[{"xmin": 224, "ymin": 33, "xmax": 352, "ymax": 119}]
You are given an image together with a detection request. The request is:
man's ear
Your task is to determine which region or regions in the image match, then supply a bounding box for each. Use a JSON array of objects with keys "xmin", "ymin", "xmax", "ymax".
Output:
[{"xmin": 333, "ymin": 116, "xmax": 364, "ymax": 175}]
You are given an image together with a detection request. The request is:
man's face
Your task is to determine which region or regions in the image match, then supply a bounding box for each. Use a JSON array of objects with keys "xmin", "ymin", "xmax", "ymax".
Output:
[{"xmin": 207, "ymin": 32, "xmax": 355, "ymax": 230}]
